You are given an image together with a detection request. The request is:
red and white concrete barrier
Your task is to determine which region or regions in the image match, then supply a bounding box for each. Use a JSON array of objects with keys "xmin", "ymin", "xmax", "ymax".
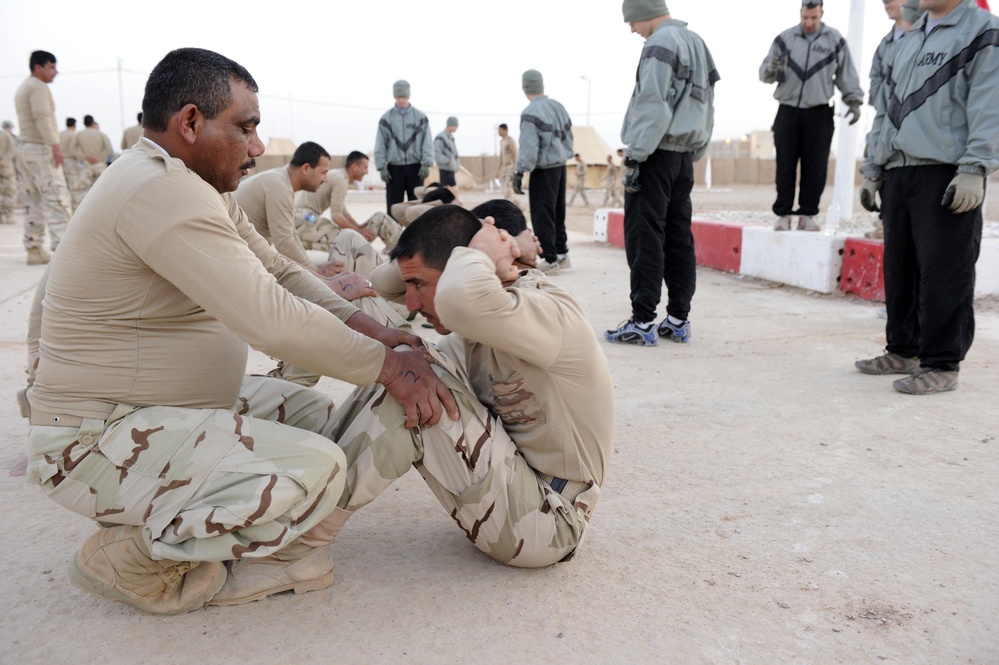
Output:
[{"xmin": 593, "ymin": 209, "xmax": 999, "ymax": 301}]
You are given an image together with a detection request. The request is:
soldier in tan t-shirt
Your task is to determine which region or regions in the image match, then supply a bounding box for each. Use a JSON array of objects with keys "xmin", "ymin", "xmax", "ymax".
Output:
[
  {"xmin": 327, "ymin": 203, "xmax": 614, "ymax": 568},
  {"xmin": 23, "ymin": 48, "xmax": 458, "ymax": 616}
]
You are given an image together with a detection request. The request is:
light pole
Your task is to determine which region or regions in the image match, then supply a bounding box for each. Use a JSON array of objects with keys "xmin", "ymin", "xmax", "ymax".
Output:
[{"xmin": 580, "ymin": 75, "xmax": 591, "ymax": 126}]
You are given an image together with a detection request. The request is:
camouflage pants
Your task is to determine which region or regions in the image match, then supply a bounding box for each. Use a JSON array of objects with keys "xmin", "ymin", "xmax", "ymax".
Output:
[
  {"xmin": 78, "ymin": 161, "xmax": 107, "ymax": 199},
  {"xmin": 324, "ymin": 348, "xmax": 593, "ymax": 568},
  {"xmin": 63, "ymin": 160, "xmax": 84, "ymax": 211},
  {"xmin": 603, "ymin": 181, "xmax": 623, "ymax": 207},
  {"xmin": 499, "ymin": 165, "xmax": 516, "ymax": 201},
  {"xmin": 18, "ymin": 143, "xmax": 71, "ymax": 250},
  {"xmin": 294, "ymin": 209, "xmax": 341, "ymax": 252},
  {"xmin": 0, "ymin": 161, "xmax": 16, "ymax": 223},
  {"xmin": 295, "ymin": 211, "xmax": 402, "ymax": 256},
  {"xmin": 361, "ymin": 212, "xmax": 403, "ymax": 252},
  {"xmin": 568, "ymin": 176, "xmax": 588, "ymax": 205},
  {"xmin": 267, "ymin": 294, "xmax": 409, "ymax": 387},
  {"xmin": 327, "ymin": 228, "xmax": 387, "ymax": 278},
  {"xmin": 25, "ymin": 375, "xmax": 346, "ymax": 563}
]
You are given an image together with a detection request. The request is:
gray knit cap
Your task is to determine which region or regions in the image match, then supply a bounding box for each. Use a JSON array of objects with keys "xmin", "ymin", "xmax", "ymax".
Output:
[
  {"xmin": 446, "ymin": 116, "xmax": 458, "ymax": 127},
  {"xmin": 522, "ymin": 70, "xmax": 544, "ymax": 95},
  {"xmin": 902, "ymin": 0, "xmax": 926, "ymax": 24},
  {"xmin": 393, "ymin": 80, "xmax": 411, "ymax": 98},
  {"xmin": 622, "ymin": 0, "xmax": 669, "ymax": 22}
]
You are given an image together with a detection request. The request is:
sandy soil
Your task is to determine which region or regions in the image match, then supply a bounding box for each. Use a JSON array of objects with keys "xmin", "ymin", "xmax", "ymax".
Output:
[{"xmin": 1, "ymin": 187, "xmax": 996, "ymax": 664}]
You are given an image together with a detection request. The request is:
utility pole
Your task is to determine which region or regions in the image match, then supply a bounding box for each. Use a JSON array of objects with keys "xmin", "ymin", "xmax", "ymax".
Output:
[
  {"xmin": 117, "ymin": 58, "xmax": 125, "ymax": 140},
  {"xmin": 831, "ymin": 0, "xmax": 866, "ymax": 225}
]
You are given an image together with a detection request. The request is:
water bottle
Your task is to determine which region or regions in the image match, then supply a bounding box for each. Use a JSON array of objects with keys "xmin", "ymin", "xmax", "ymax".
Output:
[
  {"xmin": 304, "ymin": 212, "xmax": 317, "ymax": 224},
  {"xmin": 825, "ymin": 201, "xmax": 841, "ymax": 236}
]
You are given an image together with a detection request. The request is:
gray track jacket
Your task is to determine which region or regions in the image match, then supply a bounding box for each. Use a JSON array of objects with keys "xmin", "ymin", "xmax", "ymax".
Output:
[
  {"xmin": 760, "ymin": 23, "xmax": 863, "ymax": 109},
  {"xmin": 516, "ymin": 96, "xmax": 573, "ymax": 173},
  {"xmin": 374, "ymin": 105, "xmax": 433, "ymax": 169},
  {"xmin": 869, "ymin": 28, "xmax": 904, "ymax": 106},
  {"xmin": 434, "ymin": 130, "xmax": 460, "ymax": 172},
  {"xmin": 621, "ymin": 18, "xmax": 719, "ymax": 163},
  {"xmin": 863, "ymin": 0, "xmax": 999, "ymax": 178}
]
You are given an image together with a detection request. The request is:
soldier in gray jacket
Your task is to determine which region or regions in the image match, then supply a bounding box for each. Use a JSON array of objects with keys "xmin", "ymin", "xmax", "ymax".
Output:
[
  {"xmin": 856, "ymin": 0, "xmax": 999, "ymax": 395},
  {"xmin": 513, "ymin": 69, "xmax": 574, "ymax": 272},
  {"xmin": 434, "ymin": 116, "xmax": 460, "ymax": 187},
  {"xmin": 760, "ymin": 0, "xmax": 864, "ymax": 231},
  {"xmin": 864, "ymin": 0, "xmax": 925, "ymax": 239},
  {"xmin": 605, "ymin": 0, "xmax": 717, "ymax": 348},
  {"xmin": 373, "ymin": 80, "xmax": 434, "ymax": 214}
]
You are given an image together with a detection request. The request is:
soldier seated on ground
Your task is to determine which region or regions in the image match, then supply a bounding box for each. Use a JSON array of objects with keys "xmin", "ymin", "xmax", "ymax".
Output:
[
  {"xmin": 390, "ymin": 182, "xmax": 460, "ymax": 225},
  {"xmin": 324, "ymin": 204, "xmax": 614, "ymax": 568},
  {"xmin": 294, "ymin": 150, "xmax": 404, "ymax": 255}
]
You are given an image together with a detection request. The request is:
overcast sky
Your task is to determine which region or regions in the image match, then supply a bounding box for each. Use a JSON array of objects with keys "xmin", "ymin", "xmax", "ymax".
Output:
[{"xmin": 0, "ymin": 0, "xmax": 961, "ymax": 158}]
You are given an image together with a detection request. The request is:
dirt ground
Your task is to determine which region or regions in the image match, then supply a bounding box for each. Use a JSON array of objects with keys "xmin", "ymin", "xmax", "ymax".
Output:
[{"xmin": 1, "ymin": 186, "xmax": 996, "ymax": 664}]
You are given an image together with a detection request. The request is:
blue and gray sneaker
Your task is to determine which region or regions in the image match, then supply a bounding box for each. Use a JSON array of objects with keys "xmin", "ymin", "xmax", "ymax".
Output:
[
  {"xmin": 604, "ymin": 320, "xmax": 658, "ymax": 346},
  {"xmin": 657, "ymin": 317, "xmax": 691, "ymax": 343}
]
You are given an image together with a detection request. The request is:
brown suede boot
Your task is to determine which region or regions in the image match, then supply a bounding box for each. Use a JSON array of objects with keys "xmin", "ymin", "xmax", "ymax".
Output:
[
  {"xmin": 26, "ymin": 246, "xmax": 51, "ymax": 266},
  {"xmin": 209, "ymin": 507, "xmax": 352, "ymax": 606},
  {"xmin": 68, "ymin": 525, "xmax": 226, "ymax": 615}
]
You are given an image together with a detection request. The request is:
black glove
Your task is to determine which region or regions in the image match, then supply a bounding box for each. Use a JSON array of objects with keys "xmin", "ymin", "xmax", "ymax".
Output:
[
  {"xmin": 859, "ymin": 177, "xmax": 880, "ymax": 213},
  {"xmin": 623, "ymin": 158, "xmax": 641, "ymax": 193},
  {"xmin": 845, "ymin": 102, "xmax": 862, "ymax": 126},
  {"xmin": 512, "ymin": 172, "xmax": 524, "ymax": 195}
]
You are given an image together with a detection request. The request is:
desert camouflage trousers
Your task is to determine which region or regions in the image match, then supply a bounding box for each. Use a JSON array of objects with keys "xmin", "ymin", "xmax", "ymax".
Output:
[
  {"xmin": 568, "ymin": 173, "xmax": 588, "ymax": 205},
  {"xmin": 324, "ymin": 347, "xmax": 594, "ymax": 568},
  {"xmin": 25, "ymin": 375, "xmax": 346, "ymax": 563},
  {"xmin": 603, "ymin": 180, "xmax": 623, "ymax": 207},
  {"xmin": 499, "ymin": 165, "xmax": 516, "ymax": 201},
  {"xmin": 267, "ymin": 293, "xmax": 409, "ymax": 387},
  {"xmin": 18, "ymin": 143, "xmax": 71, "ymax": 250},
  {"xmin": 327, "ymin": 228, "xmax": 389, "ymax": 279},
  {"xmin": 0, "ymin": 161, "xmax": 16, "ymax": 223},
  {"xmin": 294, "ymin": 210, "xmax": 402, "ymax": 255},
  {"xmin": 78, "ymin": 161, "xmax": 107, "ymax": 199},
  {"xmin": 294, "ymin": 210, "xmax": 341, "ymax": 251},
  {"xmin": 63, "ymin": 160, "xmax": 83, "ymax": 211}
]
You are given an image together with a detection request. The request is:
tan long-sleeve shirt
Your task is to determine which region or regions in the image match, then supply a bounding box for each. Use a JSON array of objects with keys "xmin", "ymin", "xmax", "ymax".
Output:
[
  {"xmin": 14, "ymin": 76, "xmax": 59, "ymax": 146},
  {"xmin": 499, "ymin": 135, "xmax": 518, "ymax": 171},
  {"xmin": 372, "ymin": 248, "xmax": 614, "ymax": 487},
  {"xmin": 121, "ymin": 124, "xmax": 143, "ymax": 150},
  {"xmin": 28, "ymin": 140, "xmax": 385, "ymax": 419},
  {"xmin": 71, "ymin": 127, "xmax": 112, "ymax": 162},
  {"xmin": 235, "ymin": 166, "xmax": 316, "ymax": 269}
]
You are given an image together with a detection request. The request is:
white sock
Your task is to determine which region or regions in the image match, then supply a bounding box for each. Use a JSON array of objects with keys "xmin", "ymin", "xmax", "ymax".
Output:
[{"xmin": 667, "ymin": 315, "xmax": 685, "ymax": 325}]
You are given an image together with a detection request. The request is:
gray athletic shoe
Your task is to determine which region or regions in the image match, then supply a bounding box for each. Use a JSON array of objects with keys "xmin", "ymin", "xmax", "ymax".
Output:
[
  {"xmin": 774, "ymin": 215, "xmax": 792, "ymax": 231},
  {"xmin": 798, "ymin": 215, "xmax": 821, "ymax": 231},
  {"xmin": 538, "ymin": 259, "xmax": 560, "ymax": 274},
  {"xmin": 892, "ymin": 368, "xmax": 958, "ymax": 395},
  {"xmin": 855, "ymin": 352, "xmax": 919, "ymax": 375}
]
